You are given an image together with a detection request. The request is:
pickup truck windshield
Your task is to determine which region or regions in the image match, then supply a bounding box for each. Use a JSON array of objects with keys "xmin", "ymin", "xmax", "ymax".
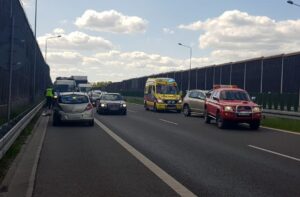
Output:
[
  {"xmin": 220, "ymin": 90, "xmax": 250, "ymax": 101},
  {"xmin": 156, "ymin": 85, "xmax": 178, "ymax": 95}
]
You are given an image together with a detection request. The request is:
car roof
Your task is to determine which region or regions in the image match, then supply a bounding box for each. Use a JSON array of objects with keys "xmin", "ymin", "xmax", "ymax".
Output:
[
  {"xmin": 59, "ymin": 92, "xmax": 88, "ymax": 96},
  {"xmin": 216, "ymin": 88, "xmax": 246, "ymax": 91},
  {"xmin": 187, "ymin": 89, "xmax": 208, "ymax": 92}
]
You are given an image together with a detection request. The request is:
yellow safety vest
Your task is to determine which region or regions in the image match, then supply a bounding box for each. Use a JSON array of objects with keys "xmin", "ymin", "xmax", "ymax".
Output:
[{"xmin": 46, "ymin": 88, "xmax": 53, "ymax": 97}]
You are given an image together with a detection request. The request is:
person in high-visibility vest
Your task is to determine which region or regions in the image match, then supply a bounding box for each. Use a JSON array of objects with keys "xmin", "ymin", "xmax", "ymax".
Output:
[{"xmin": 45, "ymin": 87, "xmax": 54, "ymax": 109}]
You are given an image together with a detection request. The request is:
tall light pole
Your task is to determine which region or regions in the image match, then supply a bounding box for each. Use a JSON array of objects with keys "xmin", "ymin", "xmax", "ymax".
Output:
[
  {"xmin": 287, "ymin": 0, "xmax": 300, "ymax": 7},
  {"xmin": 178, "ymin": 43, "xmax": 192, "ymax": 90},
  {"xmin": 32, "ymin": 0, "xmax": 38, "ymax": 102},
  {"xmin": 45, "ymin": 35, "xmax": 61, "ymax": 62}
]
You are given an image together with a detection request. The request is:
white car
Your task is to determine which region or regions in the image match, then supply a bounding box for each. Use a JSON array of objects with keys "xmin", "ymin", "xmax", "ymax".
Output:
[{"xmin": 53, "ymin": 92, "xmax": 94, "ymax": 126}]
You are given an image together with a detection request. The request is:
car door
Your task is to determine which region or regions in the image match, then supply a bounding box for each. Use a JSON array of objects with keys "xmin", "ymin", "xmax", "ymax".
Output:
[
  {"xmin": 189, "ymin": 91, "xmax": 198, "ymax": 113},
  {"xmin": 194, "ymin": 91, "xmax": 206, "ymax": 113}
]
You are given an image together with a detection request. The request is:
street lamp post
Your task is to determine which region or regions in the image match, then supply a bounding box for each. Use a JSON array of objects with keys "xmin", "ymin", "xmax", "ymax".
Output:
[
  {"xmin": 45, "ymin": 35, "xmax": 61, "ymax": 62},
  {"xmin": 287, "ymin": 0, "xmax": 300, "ymax": 7},
  {"xmin": 178, "ymin": 43, "xmax": 192, "ymax": 90}
]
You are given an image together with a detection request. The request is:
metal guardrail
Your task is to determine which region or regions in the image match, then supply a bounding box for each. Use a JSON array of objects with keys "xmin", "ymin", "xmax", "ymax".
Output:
[{"xmin": 0, "ymin": 100, "xmax": 45, "ymax": 160}]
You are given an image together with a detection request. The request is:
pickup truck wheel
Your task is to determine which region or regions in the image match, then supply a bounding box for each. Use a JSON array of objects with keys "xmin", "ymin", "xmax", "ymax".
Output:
[
  {"xmin": 204, "ymin": 110, "xmax": 211, "ymax": 124},
  {"xmin": 183, "ymin": 105, "xmax": 191, "ymax": 117},
  {"xmin": 250, "ymin": 121, "xmax": 260, "ymax": 130},
  {"xmin": 216, "ymin": 113, "xmax": 226, "ymax": 129}
]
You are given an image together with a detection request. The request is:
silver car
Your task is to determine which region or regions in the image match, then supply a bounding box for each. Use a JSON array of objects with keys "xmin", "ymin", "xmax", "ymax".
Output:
[
  {"xmin": 97, "ymin": 93, "xmax": 127, "ymax": 115},
  {"xmin": 53, "ymin": 92, "xmax": 94, "ymax": 126},
  {"xmin": 182, "ymin": 90, "xmax": 207, "ymax": 117}
]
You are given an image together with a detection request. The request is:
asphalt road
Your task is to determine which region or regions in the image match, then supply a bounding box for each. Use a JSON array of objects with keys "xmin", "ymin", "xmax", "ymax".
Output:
[{"xmin": 33, "ymin": 103, "xmax": 300, "ymax": 197}]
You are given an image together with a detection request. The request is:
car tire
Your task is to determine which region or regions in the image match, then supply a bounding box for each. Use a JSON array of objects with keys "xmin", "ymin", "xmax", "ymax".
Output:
[
  {"xmin": 250, "ymin": 121, "xmax": 260, "ymax": 130},
  {"xmin": 204, "ymin": 110, "xmax": 211, "ymax": 124},
  {"xmin": 89, "ymin": 120, "xmax": 94, "ymax": 126},
  {"xmin": 144, "ymin": 102, "xmax": 149, "ymax": 111},
  {"xmin": 153, "ymin": 103, "xmax": 158, "ymax": 112},
  {"xmin": 216, "ymin": 113, "xmax": 226, "ymax": 129},
  {"xmin": 52, "ymin": 114, "xmax": 60, "ymax": 126},
  {"xmin": 183, "ymin": 104, "xmax": 191, "ymax": 117}
]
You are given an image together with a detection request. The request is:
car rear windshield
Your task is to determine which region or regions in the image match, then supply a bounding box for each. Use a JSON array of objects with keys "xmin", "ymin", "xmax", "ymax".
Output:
[
  {"xmin": 220, "ymin": 90, "xmax": 250, "ymax": 101},
  {"xmin": 101, "ymin": 94, "xmax": 123, "ymax": 101},
  {"xmin": 59, "ymin": 94, "xmax": 89, "ymax": 104}
]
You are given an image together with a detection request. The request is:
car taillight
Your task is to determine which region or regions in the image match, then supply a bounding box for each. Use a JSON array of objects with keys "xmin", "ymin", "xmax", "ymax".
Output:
[{"xmin": 85, "ymin": 103, "xmax": 93, "ymax": 111}]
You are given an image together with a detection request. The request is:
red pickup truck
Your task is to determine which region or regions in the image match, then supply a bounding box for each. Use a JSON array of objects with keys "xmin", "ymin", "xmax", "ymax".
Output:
[{"xmin": 204, "ymin": 85, "xmax": 262, "ymax": 129}]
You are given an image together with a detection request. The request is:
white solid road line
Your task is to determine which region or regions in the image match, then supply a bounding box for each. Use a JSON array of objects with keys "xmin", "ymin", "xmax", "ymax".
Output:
[
  {"xmin": 159, "ymin": 119, "xmax": 178, "ymax": 125},
  {"xmin": 94, "ymin": 119, "xmax": 196, "ymax": 197},
  {"xmin": 248, "ymin": 145, "xmax": 300, "ymax": 162},
  {"xmin": 261, "ymin": 126, "xmax": 300, "ymax": 136}
]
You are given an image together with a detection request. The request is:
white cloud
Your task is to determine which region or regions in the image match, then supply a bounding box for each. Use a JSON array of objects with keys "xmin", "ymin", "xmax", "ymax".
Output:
[
  {"xmin": 178, "ymin": 10, "xmax": 300, "ymax": 61},
  {"xmin": 38, "ymin": 29, "xmax": 114, "ymax": 52},
  {"xmin": 47, "ymin": 49, "xmax": 190, "ymax": 82},
  {"xmin": 163, "ymin": 28, "xmax": 175, "ymax": 34},
  {"xmin": 75, "ymin": 9, "xmax": 148, "ymax": 34}
]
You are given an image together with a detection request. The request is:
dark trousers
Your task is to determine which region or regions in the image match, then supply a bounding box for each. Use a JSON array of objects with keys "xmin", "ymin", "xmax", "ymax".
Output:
[{"xmin": 46, "ymin": 96, "xmax": 53, "ymax": 109}]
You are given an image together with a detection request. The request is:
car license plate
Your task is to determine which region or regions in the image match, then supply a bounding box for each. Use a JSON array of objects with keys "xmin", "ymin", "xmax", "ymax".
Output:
[{"xmin": 238, "ymin": 112, "xmax": 251, "ymax": 116}]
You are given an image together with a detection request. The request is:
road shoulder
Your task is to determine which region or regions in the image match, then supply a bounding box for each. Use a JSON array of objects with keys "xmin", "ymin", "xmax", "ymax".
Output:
[{"xmin": 0, "ymin": 114, "xmax": 49, "ymax": 197}]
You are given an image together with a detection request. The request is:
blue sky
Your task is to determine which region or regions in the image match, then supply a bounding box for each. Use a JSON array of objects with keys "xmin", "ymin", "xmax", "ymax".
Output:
[{"xmin": 22, "ymin": 0, "xmax": 300, "ymax": 82}]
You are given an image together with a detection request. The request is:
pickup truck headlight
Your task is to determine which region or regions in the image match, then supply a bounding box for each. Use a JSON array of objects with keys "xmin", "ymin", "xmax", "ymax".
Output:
[
  {"xmin": 224, "ymin": 106, "xmax": 234, "ymax": 112},
  {"xmin": 100, "ymin": 103, "xmax": 107, "ymax": 108},
  {"xmin": 252, "ymin": 106, "xmax": 261, "ymax": 113}
]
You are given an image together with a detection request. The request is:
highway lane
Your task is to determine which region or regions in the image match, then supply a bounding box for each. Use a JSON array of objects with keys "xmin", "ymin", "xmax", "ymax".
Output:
[
  {"xmin": 95, "ymin": 103, "xmax": 300, "ymax": 197},
  {"xmin": 33, "ymin": 119, "xmax": 178, "ymax": 197}
]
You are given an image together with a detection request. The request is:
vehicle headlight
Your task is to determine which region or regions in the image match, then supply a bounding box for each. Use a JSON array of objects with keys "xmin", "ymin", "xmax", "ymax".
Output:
[
  {"xmin": 157, "ymin": 99, "xmax": 163, "ymax": 103},
  {"xmin": 53, "ymin": 95, "xmax": 58, "ymax": 99},
  {"xmin": 178, "ymin": 99, "xmax": 182, "ymax": 104},
  {"xmin": 224, "ymin": 106, "xmax": 234, "ymax": 112},
  {"xmin": 252, "ymin": 106, "xmax": 261, "ymax": 113},
  {"xmin": 100, "ymin": 103, "xmax": 107, "ymax": 107},
  {"xmin": 122, "ymin": 103, "xmax": 127, "ymax": 108}
]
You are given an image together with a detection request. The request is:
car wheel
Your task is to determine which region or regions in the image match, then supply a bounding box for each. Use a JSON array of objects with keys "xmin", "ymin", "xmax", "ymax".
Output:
[
  {"xmin": 89, "ymin": 120, "xmax": 94, "ymax": 126},
  {"xmin": 204, "ymin": 110, "xmax": 211, "ymax": 124},
  {"xmin": 153, "ymin": 103, "xmax": 158, "ymax": 112},
  {"xmin": 183, "ymin": 104, "xmax": 191, "ymax": 117},
  {"xmin": 144, "ymin": 102, "xmax": 149, "ymax": 111},
  {"xmin": 250, "ymin": 121, "xmax": 260, "ymax": 130},
  {"xmin": 216, "ymin": 113, "xmax": 226, "ymax": 129},
  {"xmin": 52, "ymin": 114, "xmax": 60, "ymax": 126}
]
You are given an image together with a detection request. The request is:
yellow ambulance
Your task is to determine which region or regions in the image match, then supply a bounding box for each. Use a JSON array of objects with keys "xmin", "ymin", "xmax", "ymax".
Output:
[{"xmin": 144, "ymin": 78, "xmax": 182, "ymax": 112}]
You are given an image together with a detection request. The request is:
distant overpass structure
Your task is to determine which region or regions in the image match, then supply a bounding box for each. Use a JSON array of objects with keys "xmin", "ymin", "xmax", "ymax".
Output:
[
  {"xmin": 0, "ymin": 0, "xmax": 52, "ymax": 121},
  {"xmin": 106, "ymin": 52, "xmax": 300, "ymax": 112}
]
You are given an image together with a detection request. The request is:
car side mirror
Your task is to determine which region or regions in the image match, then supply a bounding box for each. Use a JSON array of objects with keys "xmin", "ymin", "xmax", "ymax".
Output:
[
  {"xmin": 213, "ymin": 96, "xmax": 219, "ymax": 101},
  {"xmin": 206, "ymin": 93, "xmax": 211, "ymax": 98}
]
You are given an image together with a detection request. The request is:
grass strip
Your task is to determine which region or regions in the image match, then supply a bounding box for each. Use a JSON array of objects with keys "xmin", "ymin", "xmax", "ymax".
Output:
[
  {"xmin": 261, "ymin": 116, "xmax": 300, "ymax": 133},
  {"xmin": 0, "ymin": 112, "xmax": 40, "ymax": 184}
]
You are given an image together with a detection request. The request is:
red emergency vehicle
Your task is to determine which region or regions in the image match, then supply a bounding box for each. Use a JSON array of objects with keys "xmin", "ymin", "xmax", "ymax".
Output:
[{"xmin": 204, "ymin": 85, "xmax": 262, "ymax": 129}]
